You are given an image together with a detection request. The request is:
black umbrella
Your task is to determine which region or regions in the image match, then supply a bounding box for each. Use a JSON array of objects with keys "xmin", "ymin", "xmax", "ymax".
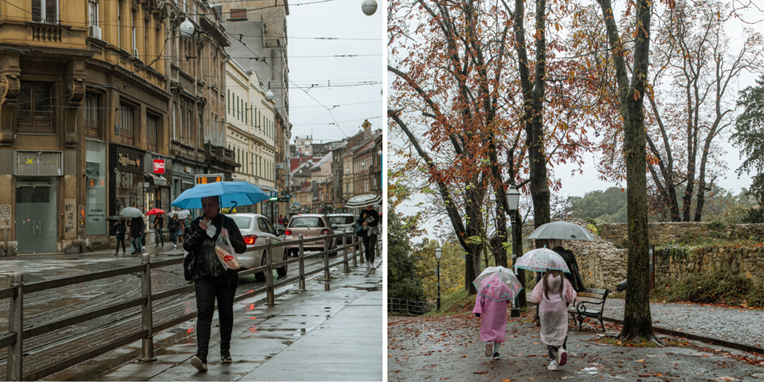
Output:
[{"xmin": 106, "ymin": 216, "xmax": 125, "ymax": 221}]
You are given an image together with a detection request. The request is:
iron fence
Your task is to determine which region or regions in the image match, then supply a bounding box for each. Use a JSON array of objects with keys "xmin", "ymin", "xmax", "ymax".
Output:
[{"xmin": 387, "ymin": 298, "xmax": 431, "ymax": 316}]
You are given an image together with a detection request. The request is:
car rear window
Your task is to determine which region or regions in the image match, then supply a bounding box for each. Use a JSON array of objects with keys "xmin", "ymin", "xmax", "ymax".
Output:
[
  {"xmin": 230, "ymin": 216, "xmax": 252, "ymax": 230},
  {"xmin": 329, "ymin": 216, "xmax": 355, "ymax": 225},
  {"xmin": 288, "ymin": 217, "xmax": 325, "ymax": 228}
]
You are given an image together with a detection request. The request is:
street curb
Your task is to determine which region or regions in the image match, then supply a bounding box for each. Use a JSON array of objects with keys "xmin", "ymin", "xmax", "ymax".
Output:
[{"xmin": 600, "ymin": 315, "xmax": 764, "ymax": 355}]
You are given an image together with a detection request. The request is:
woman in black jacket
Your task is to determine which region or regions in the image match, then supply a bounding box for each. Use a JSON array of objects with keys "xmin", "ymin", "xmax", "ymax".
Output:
[
  {"xmin": 362, "ymin": 204, "xmax": 379, "ymax": 267},
  {"xmin": 183, "ymin": 196, "xmax": 246, "ymax": 371}
]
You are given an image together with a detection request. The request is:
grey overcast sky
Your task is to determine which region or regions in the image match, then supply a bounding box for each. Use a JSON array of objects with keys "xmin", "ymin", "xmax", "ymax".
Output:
[{"xmin": 287, "ymin": 0, "xmax": 383, "ymax": 144}]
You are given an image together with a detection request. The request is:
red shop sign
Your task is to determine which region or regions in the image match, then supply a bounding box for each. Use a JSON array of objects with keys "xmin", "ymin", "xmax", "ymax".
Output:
[{"xmin": 153, "ymin": 159, "xmax": 165, "ymax": 174}]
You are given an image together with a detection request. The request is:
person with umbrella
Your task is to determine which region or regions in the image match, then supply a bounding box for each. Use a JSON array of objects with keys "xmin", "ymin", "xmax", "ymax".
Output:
[
  {"xmin": 472, "ymin": 266, "xmax": 522, "ymax": 360},
  {"xmin": 362, "ymin": 204, "xmax": 380, "ymax": 267},
  {"xmin": 173, "ymin": 182, "xmax": 266, "ymax": 372},
  {"xmin": 167, "ymin": 213, "xmax": 180, "ymax": 249},
  {"xmin": 152, "ymin": 212, "xmax": 165, "ymax": 248},
  {"xmin": 519, "ymin": 248, "xmax": 577, "ymax": 371},
  {"xmin": 129, "ymin": 216, "xmax": 144, "ymax": 255}
]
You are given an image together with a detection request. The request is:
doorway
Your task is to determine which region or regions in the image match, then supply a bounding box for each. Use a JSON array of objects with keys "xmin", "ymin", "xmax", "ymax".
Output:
[{"xmin": 16, "ymin": 178, "xmax": 58, "ymax": 254}]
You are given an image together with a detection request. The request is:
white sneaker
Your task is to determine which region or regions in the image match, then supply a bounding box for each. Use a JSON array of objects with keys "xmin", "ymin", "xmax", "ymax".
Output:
[
  {"xmin": 485, "ymin": 341, "xmax": 492, "ymax": 357},
  {"xmin": 557, "ymin": 348, "xmax": 567, "ymax": 366},
  {"xmin": 547, "ymin": 360, "xmax": 558, "ymax": 371},
  {"xmin": 174, "ymin": 244, "xmax": 177, "ymax": 249}
]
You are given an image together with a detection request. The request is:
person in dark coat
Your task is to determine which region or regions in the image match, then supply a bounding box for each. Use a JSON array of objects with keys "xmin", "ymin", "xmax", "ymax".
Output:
[
  {"xmin": 361, "ymin": 204, "xmax": 379, "ymax": 267},
  {"xmin": 184, "ymin": 196, "xmax": 246, "ymax": 372},
  {"xmin": 154, "ymin": 213, "xmax": 165, "ymax": 247},
  {"xmin": 114, "ymin": 220, "xmax": 126, "ymax": 256},
  {"xmin": 168, "ymin": 214, "xmax": 180, "ymax": 249},
  {"xmin": 129, "ymin": 216, "xmax": 144, "ymax": 255},
  {"xmin": 552, "ymin": 246, "xmax": 586, "ymax": 292}
]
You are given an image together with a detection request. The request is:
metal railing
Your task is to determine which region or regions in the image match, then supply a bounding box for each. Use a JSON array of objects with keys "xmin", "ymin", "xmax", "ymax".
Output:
[
  {"xmin": 0, "ymin": 230, "xmax": 374, "ymax": 381},
  {"xmin": 387, "ymin": 298, "xmax": 431, "ymax": 316}
]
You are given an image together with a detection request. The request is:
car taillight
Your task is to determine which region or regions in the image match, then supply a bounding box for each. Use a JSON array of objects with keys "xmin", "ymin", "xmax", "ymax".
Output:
[
  {"xmin": 321, "ymin": 229, "xmax": 330, "ymax": 235},
  {"xmin": 285, "ymin": 229, "xmax": 292, "ymax": 235},
  {"xmin": 243, "ymin": 235, "xmax": 257, "ymax": 245}
]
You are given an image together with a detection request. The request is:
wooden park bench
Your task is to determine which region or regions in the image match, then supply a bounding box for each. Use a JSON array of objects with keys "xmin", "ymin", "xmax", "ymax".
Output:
[{"xmin": 568, "ymin": 288, "xmax": 609, "ymax": 332}]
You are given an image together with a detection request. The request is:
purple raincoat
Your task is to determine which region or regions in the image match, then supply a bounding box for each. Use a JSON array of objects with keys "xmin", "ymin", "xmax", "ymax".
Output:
[{"xmin": 472, "ymin": 277, "xmax": 512, "ymax": 343}]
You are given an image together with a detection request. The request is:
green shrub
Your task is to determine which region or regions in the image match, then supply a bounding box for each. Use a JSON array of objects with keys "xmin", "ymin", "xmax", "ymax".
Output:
[{"xmin": 652, "ymin": 270, "xmax": 762, "ymax": 308}]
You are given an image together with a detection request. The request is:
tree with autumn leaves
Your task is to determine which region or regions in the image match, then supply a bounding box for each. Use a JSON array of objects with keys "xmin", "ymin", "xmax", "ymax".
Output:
[{"xmin": 388, "ymin": 0, "xmax": 760, "ymax": 342}]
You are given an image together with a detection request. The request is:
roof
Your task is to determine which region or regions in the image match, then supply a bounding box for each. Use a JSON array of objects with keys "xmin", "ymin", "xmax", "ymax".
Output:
[{"xmin": 315, "ymin": 152, "xmax": 333, "ymax": 167}]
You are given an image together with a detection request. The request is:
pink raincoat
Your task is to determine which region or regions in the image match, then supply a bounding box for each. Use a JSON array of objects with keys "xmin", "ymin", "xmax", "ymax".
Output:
[
  {"xmin": 530, "ymin": 274, "xmax": 576, "ymax": 347},
  {"xmin": 472, "ymin": 277, "xmax": 512, "ymax": 343}
]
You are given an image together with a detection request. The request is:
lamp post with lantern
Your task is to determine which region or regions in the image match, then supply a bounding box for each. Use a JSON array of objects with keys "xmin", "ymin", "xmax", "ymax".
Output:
[
  {"xmin": 505, "ymin": 187, "xmax": 521, "ymax": 317},
  {"xmin": 435, "ymin": 244, "xmax": 442, "ymax": 311}
]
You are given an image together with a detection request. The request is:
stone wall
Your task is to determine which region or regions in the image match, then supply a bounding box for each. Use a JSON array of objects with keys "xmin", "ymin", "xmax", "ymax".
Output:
[
  {"xmin": 599, "ymin": 222, "xmax": 764, "ymax": 246},
  {"xmin": 564, "ymin": 220, "xmax": 764, "ymax": 290},
  {"xmin": 654, "ymin": 245, "xmax": 764, "ymax": 285}
]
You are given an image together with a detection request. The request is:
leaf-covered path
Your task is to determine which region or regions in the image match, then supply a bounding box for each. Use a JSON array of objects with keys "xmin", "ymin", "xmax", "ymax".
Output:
[{"xmin": 388, "ymin": 312, "xmax": 764, "ymax": 381}]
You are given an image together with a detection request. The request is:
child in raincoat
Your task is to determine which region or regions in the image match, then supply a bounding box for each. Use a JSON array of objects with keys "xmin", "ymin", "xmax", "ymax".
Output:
[
  {"xmin": 530, "ymin": 269, "xmax": 577, "ymax": 371},
  {"xmin": 472, "ymin": 275, "xmax": 513, "ymax": 360}
]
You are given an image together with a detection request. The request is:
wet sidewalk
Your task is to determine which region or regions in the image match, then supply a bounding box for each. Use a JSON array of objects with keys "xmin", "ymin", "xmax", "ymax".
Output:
[{"xmin": 43, "ymin": 261, "xmax": 383, "ymax": 381}]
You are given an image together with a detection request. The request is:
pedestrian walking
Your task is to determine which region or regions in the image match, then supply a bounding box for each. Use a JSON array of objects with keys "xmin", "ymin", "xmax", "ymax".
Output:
[
  {"xmin": 154, "ymin": 213, "xmax": 165, "ymax": 247},
  {"xmin": 530, "ymin": 269, "xmax": 577, "ymax": 371},
  {"xmin": 168, "ymin": 214, "xmax": 180, "ymax": 249},
  {"xmin": 141, "ymin": 213, "xmax": 150, "ymax": 248},
  {"xmin": 114, "ymin": 220, "xmax": 126, "ymax": 256},
  {"xmin": 472, "ymin": 274, "xmax": 516, "ymax": 360},
  {"xmin": 278, "ymin": 215, "xmax": 284, "ymax": 227},
  {"xmin": 184, "ymin": 196, "xmax": 246, "ymax": 372},
  {"xmin": 129, "ymin": 216, "xmax": 144, "ymax": 255},
  {"xmin": 361, "ymin": 204, "xmax": 379, "ymax": 267}
]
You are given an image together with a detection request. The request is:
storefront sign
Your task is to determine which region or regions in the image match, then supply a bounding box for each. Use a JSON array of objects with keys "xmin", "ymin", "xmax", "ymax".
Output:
[
  {"xmin": 15, "ymin": 151, "xmax": 63, "ymax": 176},
  {"xmin": 111, "ymin": 144, "xmax": 145, "ymax": 175},
  {"xmin": 153, "ymin": 159, "xmax": 165, "ymax": 174}
]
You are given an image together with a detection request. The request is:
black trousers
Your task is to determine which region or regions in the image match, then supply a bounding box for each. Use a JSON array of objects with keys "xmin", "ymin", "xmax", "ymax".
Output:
[
  {"xmin": 363, "ymin": 234, "xmax": 377, "ymax": 263},
  {"xmin": 115, "ymin": 237, "xmax": 126, "ymax": 253},
  {"xmin": 194, "ymin": 272, "xmax": 238, "ymax": 358}
]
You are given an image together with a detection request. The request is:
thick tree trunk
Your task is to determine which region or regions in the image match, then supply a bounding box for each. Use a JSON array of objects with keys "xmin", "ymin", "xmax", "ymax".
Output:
[
  {"xmin": 513, "ymin": 210, "xmax": 527, "ymax": 308},
  {"xmin": 597, "ymin": 0, "xmax": 655, "ymax": 341}
]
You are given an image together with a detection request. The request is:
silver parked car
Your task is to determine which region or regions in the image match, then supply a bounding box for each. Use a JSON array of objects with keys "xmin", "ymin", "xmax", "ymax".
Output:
[
  {"xmin": 227, "ymin": 213, "xmax": 287, "ymax": 280},
  {"xmin": 283, "ymin": 214, "xmax": 336, "ymax": 256},
  {"xmin": 327, "ymin": 213, "xmax": 356, "ymax": 245}
]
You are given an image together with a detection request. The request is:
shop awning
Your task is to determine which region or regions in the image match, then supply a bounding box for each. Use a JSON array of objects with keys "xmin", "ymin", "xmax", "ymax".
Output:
[{"xmin": 146, "ymin": 173, "xmax": 168, "ymax": 186}]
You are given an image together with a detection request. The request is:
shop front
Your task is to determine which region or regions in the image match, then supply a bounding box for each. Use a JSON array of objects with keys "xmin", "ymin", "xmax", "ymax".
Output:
[
  {"xmin": 14, "ymin": 151, "xmax": 63, "ymax": 254},
  {"xmin": 109, "ymin": 144, "xmax": 147, "ymax": 216}
]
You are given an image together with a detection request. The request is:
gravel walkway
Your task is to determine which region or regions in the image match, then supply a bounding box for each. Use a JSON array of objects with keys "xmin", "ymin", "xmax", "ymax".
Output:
[{"xmin": 602, "ymin": 298, "xmax": 764, "ymax": 350}]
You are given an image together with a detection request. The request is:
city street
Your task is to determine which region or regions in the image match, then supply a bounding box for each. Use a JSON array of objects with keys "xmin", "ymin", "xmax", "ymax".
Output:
[{"xmin": 0, "ymin": 244, "xmax": 377, "ymax": 381}]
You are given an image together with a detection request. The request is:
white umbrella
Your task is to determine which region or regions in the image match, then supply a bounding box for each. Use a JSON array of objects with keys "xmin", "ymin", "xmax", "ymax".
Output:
[
  {"xmin": 169, "ymin": 210, "xmax": 190, "ymax": 219},
  {"xmin": 345, "ymin": 194, "xmax": 381, "ymax": 208},
  {"xmin": 516, "ymin": 248, "xmax": 571, "ymax": 273},
  {"xmin": 119, "ymin": 207, "xmax": 143, "ymax": 218},
  {"xmin": 526, "ymin": 221, "xmax": 595, "ymax": 241}
]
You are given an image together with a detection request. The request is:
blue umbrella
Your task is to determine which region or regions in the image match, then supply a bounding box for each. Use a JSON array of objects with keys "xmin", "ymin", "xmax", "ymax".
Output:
[{"xmin": 171, "ymin": 181, "xmax": 270, "ymax": 209}]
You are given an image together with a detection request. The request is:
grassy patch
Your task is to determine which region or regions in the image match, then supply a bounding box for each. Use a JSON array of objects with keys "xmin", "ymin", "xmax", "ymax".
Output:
[
  {"xmin": 651, "ymin": 270, "xmax": 764, "ymax": 308},
  {"xmin": 421, "ymin": 289, "xmax": 474, "ymax": 316}
]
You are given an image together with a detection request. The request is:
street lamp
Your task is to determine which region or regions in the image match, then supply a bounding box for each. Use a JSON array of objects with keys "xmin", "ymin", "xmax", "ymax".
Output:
[
  {"xmin": 435, "ymin": 243, "xmax": 442, "ymax": 311},
  {"xmin": 505, "ymin": 187, "xmax": 521, "ymax": 317},
  {"xmin": 361, "ymin": 0, "xmax": 378, "ymax": 15}
]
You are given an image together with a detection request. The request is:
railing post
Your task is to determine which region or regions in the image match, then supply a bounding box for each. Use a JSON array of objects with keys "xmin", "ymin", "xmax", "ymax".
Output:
[
  {"xmin": 266, "ymin": 238, "xmax": 274, "ymax": 306},
  {"xmin": 298, "ymin": 235, "xmax": 306, "ymax": 291},
  {"xmin": 352, "ymin": 233, "xmax": 358, "ymax": 268},
  {"xmin": 323, "ymin": 232, "xmax": 330, "ymax": 291},
  {"xmin": 7, "ymin": 272, "xmax": 23, "ymax": 381},
  {"xmin": 140, "ymin": 253, "xmax": 156, "ymax": 362},
  {"xmin": 343, "ymin": 230, "xmax": 350, "ymax": 273}
]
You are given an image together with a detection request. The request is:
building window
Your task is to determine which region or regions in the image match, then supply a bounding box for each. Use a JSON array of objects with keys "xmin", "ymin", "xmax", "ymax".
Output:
[
  {"xmin": 147, "ymin": 114, "xmax": 159, "ymax": 152},
  {"xmin": 17, "ymin": 82, "xmax": 54, "ymax": 133},
  {"xmin": 32, "ymin": 0, "xmax": 57, "ymax": 23},
  {"xmin": 230, "ymin": 8, "xmax": 246, "ymax": 20},
  {"xmin": 88, "ymin": 0, "xmax": 98, "ymax": 27},
  {"xmin": 84, "ymin": 93, "xmax": 100, "ymax": 138},
  {"xmin": 118, "ymin": 104, "xmax": 135, "ymax": 145}
]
